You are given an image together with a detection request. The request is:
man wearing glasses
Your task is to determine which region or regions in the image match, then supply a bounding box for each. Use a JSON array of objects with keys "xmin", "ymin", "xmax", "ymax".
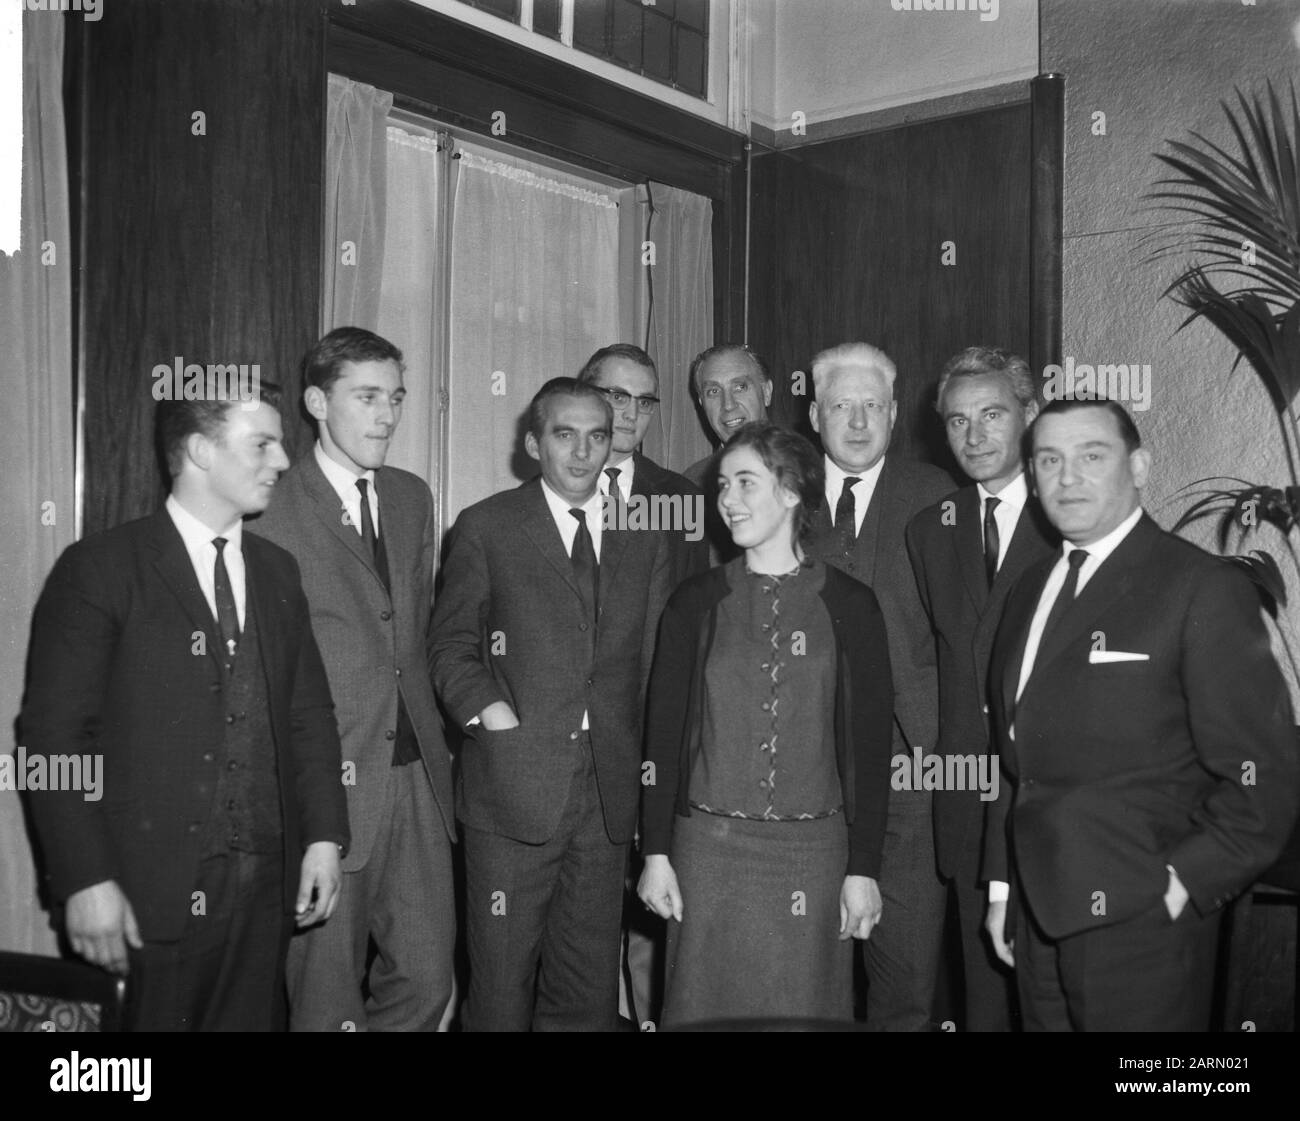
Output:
[{"xmin": 578, "ymin": 344, "xmax": 707, "ymax": 589}]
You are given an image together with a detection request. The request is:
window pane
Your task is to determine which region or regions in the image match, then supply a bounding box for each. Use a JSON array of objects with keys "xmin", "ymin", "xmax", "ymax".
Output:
[
  {"xmin": 675, "ymin": 0, "xmax": 707, "ymax": 32},
  {"xmin": 610, "ymin": 0, "xmax": 643, "ymax": 70},
  {"xmin": 573, "ymin": 0, "xmax": 609, "ymax": 54},
  {"xmin": 642, "ymin": 9, "xmax": 673, "ymax": 83},
  {"xmin": 462, "ymin": 0, "xmax": 521, "ymax": 20},
  {"xmin": 533, "ymin": 0, "xmax": 562, "ymax": 40},
  {"xmin": 674, "ymin": 26, "xmax": 705, "ymax": 96}
]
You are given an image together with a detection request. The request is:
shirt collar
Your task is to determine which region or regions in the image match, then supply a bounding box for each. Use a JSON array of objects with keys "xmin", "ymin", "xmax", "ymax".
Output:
[
  {"xmin": 978, "ymin": 470, "xmax": 1028, "ymax": 513},
  {"xmin": 314, "ymin": 441, "xmax": 376, "ymax": 505},
  {"xmin": 602, "ymin": 456, "xmax": 635, "ymax": 495},
  {"xmin": 1065, "ymin": 504, "xmax": 1143, "ymax": 565},
  {"xmin": 166, "ymin": 492, "xmax": 243, "ymax": 550},
  {"xmin": 824, "ymin": 452, "xmax": 885, "ymax": 498},
  {"xmin": 540, "ymin": 476, "xmax": 603, "ymax": 521}
]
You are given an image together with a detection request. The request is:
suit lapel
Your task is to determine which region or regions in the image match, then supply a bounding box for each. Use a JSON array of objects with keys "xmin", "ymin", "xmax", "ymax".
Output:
[
  {"xmin": 148, "ymin": 510, "xmax": 222, "ymax": 675},
  {"xmin": 999, "ymin": 562, "xmax": 1050, "ymax": 719},
  {"xmin": 1025, "ymin": 516, "xmax": 1157, "ymax": 689},
  {"xmin": 952, "ymin": 486, "xmax": 988, "ymax": 613},
  {"xmin": 522, "ymin": 481, "xmax": 587, "ymax": 608},
  {"xmin": 242, "ymin": 537, "xmax": 280, "ymax": 708},
  {"xmin": 300, "ymin": 451, "xmax": 387, "ymax": 593},
  {"xmin": 853, "ymin": 457, "xmax": 894, "ymax": 587}
]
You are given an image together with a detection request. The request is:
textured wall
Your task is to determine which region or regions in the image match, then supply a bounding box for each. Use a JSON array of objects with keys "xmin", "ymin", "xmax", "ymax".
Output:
[
  {"xmin": 1041, "ymin": 0, "xmax": 1300, "ymax": 696},
  {"xmin": 751, "ymin": 0, "xmax": 1038, "ymax": 134}
]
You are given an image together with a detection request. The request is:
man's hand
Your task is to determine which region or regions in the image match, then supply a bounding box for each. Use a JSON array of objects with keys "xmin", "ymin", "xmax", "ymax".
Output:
[
  {"xmin": 478, "ymin": 701, "xmax": 520, "ymax": 731},
  {"xmin": 1164, "ymin": 864, "xmax": 1190, "ymax": 922},
  {"xmin": 637, "ymin": 854, "xmax": 683, "ymax": 922},
  {"xmin": 295, "ymin": 841, "xmax": 343, "ymax": 928},
  {"xmin": 839, "ymin": 875, "xmax": 882, "ymax": 940},
  {"xmin": 65, "ymin": 881, "xmax": 142, "ymax": 975},
  {"xmin": 985, "ymin": 898, "xmax": 1015, "ymax": 968}
]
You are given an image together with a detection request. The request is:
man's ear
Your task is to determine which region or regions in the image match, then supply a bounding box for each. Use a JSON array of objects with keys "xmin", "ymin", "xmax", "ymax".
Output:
[
  {"xmin": 1023, "ymin": 399, "xmax": 1040, "ymax": 425},
  {"xmin": 524, "ymin": 431, "xmax": 540, "ymax": 463},
  {"xmin": 1129, "ymin": 447, "xmax": 1152, "ymax": 490},
  {"xmin": 808, "ymin": 400, "xmax": 820, "ymax": 434},
  {"xmin": 304, "ymin": 385, "xmax": 329, "ymax": 423},
  {"xmin": 762, "ymin": 379, "xmax": 774, "ymax": 408},
  {"xmin": 185, "ymin": 431, "xmax": 213, "ymax": 472}
]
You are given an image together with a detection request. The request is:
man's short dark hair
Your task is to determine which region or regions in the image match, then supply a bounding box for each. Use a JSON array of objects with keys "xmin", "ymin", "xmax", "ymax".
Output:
[
  {"xmin": 157, "ymin": 382, "xmax": 284, "ymax": 477},
  {"xmin": 1032, "ymin": 396, "xmax": 1142, "ymax": 454},
  {"xmin": 689, "ymin": 343, "xmax": 771, "ymax": 397},
  {"xmin": 527, "ymin": 377, "xmax": 612, "ymax": 438},
  {"xmin": 302, "ymin": 327, "xmax": 404, "ymax": 394},
  {"xmin": 935, "ymin": 346, "xmax": 1036, "ymax": 413},
  {"xmin": 578, "ymin": 344, "xmax": 657, "ymax": 385}
]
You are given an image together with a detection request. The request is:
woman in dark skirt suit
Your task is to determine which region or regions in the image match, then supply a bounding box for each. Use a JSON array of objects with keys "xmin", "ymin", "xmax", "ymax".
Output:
[{"xmin": 637, "ymin": 423, "xmax": 895, "ymax": 1027}]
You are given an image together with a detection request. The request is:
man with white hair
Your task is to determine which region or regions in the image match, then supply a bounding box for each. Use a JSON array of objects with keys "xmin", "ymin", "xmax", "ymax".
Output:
[{"xmin": 804, "ymin": 341, "xmax": 953, "ymax": 1031}]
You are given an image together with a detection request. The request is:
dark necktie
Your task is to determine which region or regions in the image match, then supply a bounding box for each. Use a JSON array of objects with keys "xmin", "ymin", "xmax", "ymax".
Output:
[
  {"xmin": 983, "ymin": 495, "xmax": 1002, "ymax": 589},
  {"xmin": 834, "ymin": 476, "xmax": 861, "ymax": 546},
  {"xmin": 356, "ymin": 477, "xmax": 390, "ymax": 592},
  {"xmin": 605, "ymin": 467, "xmax": 623, "ymax": 525},
  {"xmin": 569, "ymin": 508, "xmax": 599, "ymax": 618},
  {"xmin": 212, "ymin": 536, "xmax": 240, "ymax": 663},
  {"xmin": 1040, "ymin": 548, "xmax": 1089, "ymax": 644}
]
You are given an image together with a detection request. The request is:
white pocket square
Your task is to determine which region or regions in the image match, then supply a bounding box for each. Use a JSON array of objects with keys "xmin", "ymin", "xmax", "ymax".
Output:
[{"xmin": 1088, "ymin": 650, "xmax": 1149, "ymax": 664}]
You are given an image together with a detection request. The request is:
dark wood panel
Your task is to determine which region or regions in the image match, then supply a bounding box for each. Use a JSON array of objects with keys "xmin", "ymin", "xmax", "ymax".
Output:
[
  {"xmin": 79, "ymin": 0, "xmax": 326, "ymax": 535},
  {"xmin": 748, "ymin": 103, "xmax": 1034, "ymax": 470},
  {"xmin": 332, "ymin": 26, "xmax": 727, "ymax": 199},
  {"xmin": 325, "ymin": 0, "xmax": 742, "ymax": 167},
  {"xmin": 1030, "ymin": 74, "xmax": 1065, "ymax": 375}
]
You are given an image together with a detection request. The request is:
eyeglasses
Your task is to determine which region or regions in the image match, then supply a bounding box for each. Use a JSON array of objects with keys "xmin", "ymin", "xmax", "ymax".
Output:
[{"xmin": 594, "ymin": 386, "xmax": 660, "ymax": 414}]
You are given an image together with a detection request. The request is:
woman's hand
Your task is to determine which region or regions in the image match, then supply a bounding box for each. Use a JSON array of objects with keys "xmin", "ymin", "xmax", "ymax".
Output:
[
  {"xmin": 839, "ymin": 875, "xmax": 882, "ymax": 940},
  {"xmin": 637, "ymin": 854, "xmax": 683, "ymax": 922}
]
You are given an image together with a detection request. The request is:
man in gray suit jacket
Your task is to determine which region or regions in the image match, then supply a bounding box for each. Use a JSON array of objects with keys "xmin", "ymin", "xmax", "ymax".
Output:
[
  {"xmin": 431, "ymin": 378, "xmax": 672, "ymax": 1031},
  {"xmin": 803, "ymin": 342, "xmax": 954, "ymax": 1031},
  {"xmin": 254, "ymin": 328, "xmax": 456, "ymax": 1031}
]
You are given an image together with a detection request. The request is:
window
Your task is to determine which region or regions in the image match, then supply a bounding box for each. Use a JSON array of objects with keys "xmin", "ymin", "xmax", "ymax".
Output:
[{"xmin": 454, "ymin": 0, "xmax": 709, "ymax": 98}]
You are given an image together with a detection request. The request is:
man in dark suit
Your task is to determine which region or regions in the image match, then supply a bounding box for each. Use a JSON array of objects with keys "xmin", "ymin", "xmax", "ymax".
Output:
[
  {"xmin": 578, "ymin": 343, "xmax": 706, "ymax": 1025},
  {"xmin": 683, "ymin": 344, "xmax": 774, "ymax": 565},
  {"xmin": 578, "ymin": 343, "xmax": 708, "ymax": 590},
  {"xmin": 906, "ymin": 347, "xmax": 1057, "ymax": 1031},
  {"xmin": 983, "ymin": 397, "xmax": 1299, "ymax": 1031},
  {"xmin": 21, "ymin": 387, "xmax": 349, "ymax": 1031},
  {"xmin": 431, "ymin": 377, "xmax": 672, "ymax": 1031},
  {"xmin": 253, "ymin": 328, "xmax": 456, "ymax": 1032},
  {"xmin": 802, "ymin": 341, "xmax": 953, "ymax": 1031}
]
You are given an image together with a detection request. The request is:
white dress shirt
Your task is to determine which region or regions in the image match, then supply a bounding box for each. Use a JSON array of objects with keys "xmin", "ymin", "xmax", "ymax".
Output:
[
  {"xmin": 989, "ymin": 504, "xmax": 1144, "ymax": 904},
  {"xmin": 315, "ymin": 442, "xmax": 378, "ymax": 537},
  {"xmin": 823, "ymin": 453, "xmax": 886, "ymax": 538},
  {"xmin": 540, "ymin": 478, "xmax": 604, "ymax": 731},
  {"xmin": 978, "ymin": 470, "xmax": 1029, "ymax": 573},
  {"xmin": 165, "ymin": 493, "xmax": 246, "ymax": 629}
]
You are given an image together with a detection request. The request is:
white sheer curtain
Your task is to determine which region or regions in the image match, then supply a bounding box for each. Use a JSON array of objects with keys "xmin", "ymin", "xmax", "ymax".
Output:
[
  {"xmin": 446, "ymin": 143, "xmax": 622, "ymax": 521},
  {"xmin": 1, "ymin": 13, "xmax": 74, "ymax": 955},
  {"xmin": 630, "ymin": 182, "xmax": 714, "ymax": 475},
  {"xmin": 322, "ymin": 75, "xmax": 392, "ymax": 332},
  {"xmin": 377, "ymin": 125, "xmax": 450, "ymax": 519}
]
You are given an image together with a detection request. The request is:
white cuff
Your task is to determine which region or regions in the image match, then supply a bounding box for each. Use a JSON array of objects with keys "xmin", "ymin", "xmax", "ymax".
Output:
[{"xmin": 987, "ymin": 880, "xmax": 1010, "ymax": 903}]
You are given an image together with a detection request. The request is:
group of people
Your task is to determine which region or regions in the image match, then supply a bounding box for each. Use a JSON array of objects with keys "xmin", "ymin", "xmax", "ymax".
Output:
[{"xmin": 19, "ymin": 328, "xmax": 1299, "ymax": 1032}]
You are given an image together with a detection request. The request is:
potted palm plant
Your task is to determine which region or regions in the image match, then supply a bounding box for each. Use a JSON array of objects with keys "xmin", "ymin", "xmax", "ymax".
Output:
[{"xmin": 1146, "ymin": 80, "xmax": 1300, "ymax": 675}]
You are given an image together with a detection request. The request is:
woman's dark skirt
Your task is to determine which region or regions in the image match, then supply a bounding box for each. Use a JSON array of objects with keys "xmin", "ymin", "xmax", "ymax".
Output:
[{"xmin": 662, "ymin": 810, "xmax": 853, "ymax": 1029}]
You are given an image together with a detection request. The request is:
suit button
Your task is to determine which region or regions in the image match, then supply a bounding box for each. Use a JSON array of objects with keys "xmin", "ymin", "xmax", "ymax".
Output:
[
  {"xmin": 202, "ymin": 752, "xmax": 214, "ymax": 763},
  {"xmin": 579, "ymin": 623, "xmax": 589, "ymax": 632},
  {"xmin": 226, "ymin": 714, "xmax": 236, "ymax": 724},
  {"xmin": 569, "ymin": 732, "xmax": 580, "ymax": 741},
  {"xmin": 760, "ymin": 663, "xmax": 770, "ymax": 671},
  {"xmin": 227, "ymin": 761, "xmax": 238, "ymax": 772},
  {"xmin": 187, "ymin": 823, "xmax": 200, "ymax": 834},
  {"xmin": 395, "ymin": 668, "xmax": 402, "ymax": 677},
  {"xmin": 982, "ymin": 704, "xmax": 990, "ymax": 715},
  {"xmin": 760, "ymin": 702, "xmax": 771, "ymax": 712},
  {"xmin": 586, "ymin": 678, "xmax": 593, "ymax": 687},
  {"xmin": 385, "ymin": 730, "xmax": 396, "ymax": 741},
  {"xmin": 381, "ymin": 610, "xmax": 392, "ymax": 621}
]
